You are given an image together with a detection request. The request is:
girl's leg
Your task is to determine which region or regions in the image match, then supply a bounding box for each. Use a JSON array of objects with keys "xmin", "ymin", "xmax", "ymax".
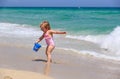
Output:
[
  {"xmin": 45, "ymin": 46, "xmax": 48, "ymax": 57},
  {"xmin": 46, "ymin": 45, "xmax": 55, "ymax": 63}
]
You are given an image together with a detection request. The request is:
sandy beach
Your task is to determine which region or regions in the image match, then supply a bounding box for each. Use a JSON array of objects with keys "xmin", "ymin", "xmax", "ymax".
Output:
[
  {"xmin": 0, "ymin": 68, "xmax": 53, "ymax": 79},
  {"xmin": 0, "ymin": 43, "xmax": 120, "ymax": 79}
]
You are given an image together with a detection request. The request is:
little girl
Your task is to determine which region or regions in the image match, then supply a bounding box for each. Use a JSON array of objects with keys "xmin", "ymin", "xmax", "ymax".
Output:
[{"xmin": 36, "ymin": 21, "xmax": 66, "ymax": 63}]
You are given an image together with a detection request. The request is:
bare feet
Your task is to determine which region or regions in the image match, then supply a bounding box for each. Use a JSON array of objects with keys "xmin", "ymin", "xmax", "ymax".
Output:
[{"xmin": 46, "ymin": 59, "xmax": 52, "ymax": 64}]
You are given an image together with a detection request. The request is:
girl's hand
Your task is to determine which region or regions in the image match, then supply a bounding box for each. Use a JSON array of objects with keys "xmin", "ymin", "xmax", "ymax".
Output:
[{"xmin": 63, "ymin": 32, "xmax": 67, "ymax": 34}]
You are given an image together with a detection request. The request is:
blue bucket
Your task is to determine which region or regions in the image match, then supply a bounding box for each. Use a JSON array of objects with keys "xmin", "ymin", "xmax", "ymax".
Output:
[{"xmin": 33, "ymin": 43, "xmax": 41, "ymax": 52}]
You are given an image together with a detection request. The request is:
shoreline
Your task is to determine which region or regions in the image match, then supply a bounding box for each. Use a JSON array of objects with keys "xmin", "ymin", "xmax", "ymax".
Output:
[
  {"xmin": 1, "ymin": 35, "xmax": 120, "ymax": 62},
  {"xmin": 0, "ymin": 44, "xmax": 120, "ymax": 79}
]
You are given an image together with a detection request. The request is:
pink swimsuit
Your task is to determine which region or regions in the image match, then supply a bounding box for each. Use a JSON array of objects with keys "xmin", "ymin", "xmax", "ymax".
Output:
[{"xmin": 44, "ymin": 33, "xmax": 55, "ymax": 46}]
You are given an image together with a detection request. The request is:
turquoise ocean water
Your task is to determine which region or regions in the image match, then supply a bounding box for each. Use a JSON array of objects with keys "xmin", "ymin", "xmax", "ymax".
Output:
[{"xmin": 0, "ymin": 7, "xmax": 120, "ymax": 60}]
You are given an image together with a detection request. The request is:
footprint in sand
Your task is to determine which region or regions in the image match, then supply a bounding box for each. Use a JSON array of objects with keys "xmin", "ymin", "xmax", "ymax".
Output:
[{"xmin": 4, "ymin": 76, "xmax": 12, "ymax": 79}]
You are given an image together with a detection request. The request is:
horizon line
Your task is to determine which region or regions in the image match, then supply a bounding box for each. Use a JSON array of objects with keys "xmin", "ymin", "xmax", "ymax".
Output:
[{"xmin": 0, "ymin": 6, "xmax": 120, "ymax": 8}]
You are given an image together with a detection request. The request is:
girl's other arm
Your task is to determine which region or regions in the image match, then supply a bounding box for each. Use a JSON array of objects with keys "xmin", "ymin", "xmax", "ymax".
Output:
[{"xmin": 36, "ymin": 34, "xmax": 44, "ymax": 43}]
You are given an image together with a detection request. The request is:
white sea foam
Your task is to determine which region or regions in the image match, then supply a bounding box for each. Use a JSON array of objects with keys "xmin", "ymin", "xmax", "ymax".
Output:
[
  {"xmin": 79, "ymin": 50, "xmax": 120, "ymax": 61},
  {"xmin": 66, "ymin": 26, "xmax": 120, "ymax": 59},
  {"xmin": 0, "ymin": 22, "xmax": 42, "ymax": 37},
  {"xmin": 101, "ymin": 26, "xmax": 120, "ymax": 55},
  {"xmin": 56, "ymin": 47, "xmax": 120, "ymax": 61}
]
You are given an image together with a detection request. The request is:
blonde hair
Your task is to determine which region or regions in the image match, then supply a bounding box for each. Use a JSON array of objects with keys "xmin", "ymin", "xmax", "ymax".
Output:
[{"xmin": 40, "ymin": 21, "xmax": 51, "ymax": 30}]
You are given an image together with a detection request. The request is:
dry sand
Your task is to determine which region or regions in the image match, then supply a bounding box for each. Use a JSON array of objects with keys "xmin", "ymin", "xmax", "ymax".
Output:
[{"xmin": 0, "ymin": 68, "xmax": 53, "ymax": 79}]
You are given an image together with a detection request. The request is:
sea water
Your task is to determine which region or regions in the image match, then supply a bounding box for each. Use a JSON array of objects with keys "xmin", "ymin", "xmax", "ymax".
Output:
[{"xmin": 0, "ymin": 7, "xmax": 120, "ymax": 61}]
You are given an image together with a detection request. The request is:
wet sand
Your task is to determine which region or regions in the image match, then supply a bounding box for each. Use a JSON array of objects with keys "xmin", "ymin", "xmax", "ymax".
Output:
[{"xmin": 0, "ymin": 44, "xmax": 120, "ymax": 79}]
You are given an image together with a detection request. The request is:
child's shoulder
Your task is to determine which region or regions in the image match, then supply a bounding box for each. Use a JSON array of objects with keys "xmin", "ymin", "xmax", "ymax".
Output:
[
  {"xmin": 47, "ymin": 30, "xmax": 55, "ymax": 34},
  {"xmin": 48, "ymin": 30, "xmax": 54, "ymax": 32}
]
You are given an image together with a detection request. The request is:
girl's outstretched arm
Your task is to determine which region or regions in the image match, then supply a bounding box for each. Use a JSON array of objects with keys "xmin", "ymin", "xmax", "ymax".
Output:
[{"xmin": 50, "ymin": 30, "xmax": 66, "ymax": 34}]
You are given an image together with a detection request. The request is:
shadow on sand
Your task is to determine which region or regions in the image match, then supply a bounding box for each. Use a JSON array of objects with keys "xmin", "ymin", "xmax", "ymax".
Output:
[{"xmin": 32, "ymin": 59, "xmax": 47, "ymax": 63}]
